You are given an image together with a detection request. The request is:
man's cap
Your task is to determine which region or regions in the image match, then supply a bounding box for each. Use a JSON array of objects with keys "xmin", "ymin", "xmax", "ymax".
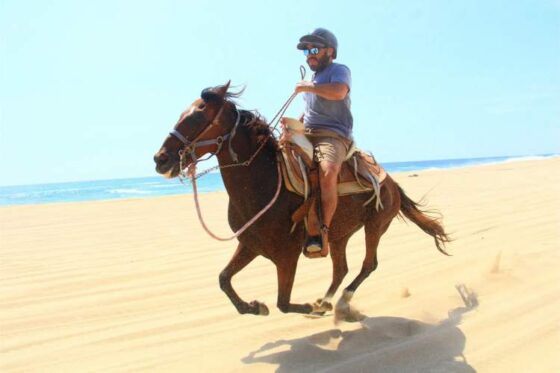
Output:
[{"xmin": 297, "ymin": 28, "xmax": 338, "ymax": 58}]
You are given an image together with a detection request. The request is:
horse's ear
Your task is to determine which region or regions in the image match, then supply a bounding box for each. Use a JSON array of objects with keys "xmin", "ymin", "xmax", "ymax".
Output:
[
  {"xmin": 216, "ymin": 80, "xmax": 231, "ymax": 97},
  {"xmin": 201, "ymin": 81, "xmax": 231, "ymax": 103}
]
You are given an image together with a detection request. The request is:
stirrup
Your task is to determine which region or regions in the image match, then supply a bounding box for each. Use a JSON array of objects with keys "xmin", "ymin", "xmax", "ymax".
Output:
[
  {"xmin": 303, "ymin": 236, "xmax": 323, "ymax": 258},
  {"xmin": 303, "ymin": 225, "xmax": 330, "ymax": 259}
]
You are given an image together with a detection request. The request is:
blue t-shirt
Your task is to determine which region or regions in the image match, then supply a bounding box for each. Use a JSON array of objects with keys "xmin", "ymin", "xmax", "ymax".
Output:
[{"xmin": 303, "ymin": 62, "xmax": 353, "ymax": 138}]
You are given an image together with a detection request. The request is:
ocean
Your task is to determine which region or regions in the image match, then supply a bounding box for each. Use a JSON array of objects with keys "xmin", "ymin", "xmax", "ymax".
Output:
[{"xmin": 0, "ymin": 155, "xmax": 555, "ymax": 206}]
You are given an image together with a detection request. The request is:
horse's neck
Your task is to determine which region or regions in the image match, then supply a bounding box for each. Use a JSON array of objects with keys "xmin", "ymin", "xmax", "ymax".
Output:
[{"xmin": 217, "ymin": 131, "xmax": 278, "ymax": 204}]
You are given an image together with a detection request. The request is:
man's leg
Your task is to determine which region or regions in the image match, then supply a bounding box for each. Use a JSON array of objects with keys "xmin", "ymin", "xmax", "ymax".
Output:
[
  {"xmin": 304, "ymin": 160, "xmax": 342, "ymax": 256},
  {"xmin": 306, "ymin": 163, "xmax": 338, "ymax": 237},
  {"xmin": 304, "ymin": 135, "xmax": 346, "ymax": 257},
  {"xmin": 318, "ymin": 160, "xmax": 342, "ymax": 229}
]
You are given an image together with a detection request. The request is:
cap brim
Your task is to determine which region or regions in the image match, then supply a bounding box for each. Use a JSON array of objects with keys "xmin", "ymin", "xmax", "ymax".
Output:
[{"xmin": 296, "ymin": 35, "xmax": 328, "ymax": 49}]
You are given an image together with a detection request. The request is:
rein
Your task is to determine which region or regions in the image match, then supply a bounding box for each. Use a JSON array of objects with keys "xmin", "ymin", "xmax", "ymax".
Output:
[
  {"xmin": 174, "ymin": 68, "xmax": 306, "ymax": 241},
  {"xmin": 176, "ymin": 98, "xmax": 293, "ymax": 242},
  {"xmin": 176, "ymin": 104, "xmax": 286, "ymax": 242},
  {"xmin": 185, "ymin": 66, "xmax": 306, "ymax": 179},
  {"xmin": 185, "ymin": 162, "xmax": 283, "ymax": 241}
]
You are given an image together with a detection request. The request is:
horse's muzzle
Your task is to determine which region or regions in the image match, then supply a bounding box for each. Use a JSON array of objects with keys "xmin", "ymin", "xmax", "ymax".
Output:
[
  {"xmin": 154, "ymin": 151, "xmax": 169, "ymax": 166},
  {"xmin": 153, "ymin": 151, "xmax": 179, "ymax": 177}
]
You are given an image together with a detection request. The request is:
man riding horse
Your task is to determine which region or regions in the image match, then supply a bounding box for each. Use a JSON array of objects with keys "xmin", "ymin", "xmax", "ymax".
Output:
[
  {"xmin": 285, "ymin": 28, "xmax": 354, "ymax": 257},
  {"xmin": 153, "ymin": 28, "xmax": 449, "ymax": 318}
]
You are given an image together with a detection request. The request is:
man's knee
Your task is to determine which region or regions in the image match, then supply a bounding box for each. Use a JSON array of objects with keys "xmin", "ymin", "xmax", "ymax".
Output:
[
  {"xmin": 320, "ymin": 162, "xmax": 341, "ymax": 179},
  {"xmin": 319, "ymin": 162, "xmax": 341, "ymax": 191}
]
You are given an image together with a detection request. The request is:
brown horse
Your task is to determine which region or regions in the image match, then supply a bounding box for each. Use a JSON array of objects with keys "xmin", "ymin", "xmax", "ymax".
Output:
[{"xmin": 153, "ymin": 82, "xmax": 449, "ymax": 320}]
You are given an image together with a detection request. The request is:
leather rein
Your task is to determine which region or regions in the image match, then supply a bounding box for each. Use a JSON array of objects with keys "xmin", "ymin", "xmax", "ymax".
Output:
[
  {"xmin": 169, "ymin": 102, "xmax": 283, "ymax": 241},
  {"xmin": 169, "ymin": 68, "xmax": 305, "ymax": 241}
]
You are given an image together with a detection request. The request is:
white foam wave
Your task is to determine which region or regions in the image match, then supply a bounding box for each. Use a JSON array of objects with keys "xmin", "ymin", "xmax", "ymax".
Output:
[
  {"xmin": 422, "ymin": 167, "xmax": 442, "ymax": 171},
  {"xmin": 109, "ymin": 188, "xmax": 151, "ymax": 195},
  {"xmin": 465, "ymin": 154, "xmax": 559, "ymax": 169},
  {"xmin": 500, "ymin": 154, "xmax": 558, "ymax": 163},
  {"xmin": 147, "ymin": 184, "xmax": 182, "ymax": 189}
]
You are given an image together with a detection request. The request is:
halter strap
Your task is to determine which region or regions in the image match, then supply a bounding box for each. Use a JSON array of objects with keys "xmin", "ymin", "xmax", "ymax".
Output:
[
  {"xmin": 169, "ymin": 106, "xmax": 241, "ymax": 164},
  {"xmin": 169, "ymin": 129, "xmax": 190, "ymax": 145},
  {"xmin": 170, "ymin": 104, "xmax": 225, "ymax": 145}
]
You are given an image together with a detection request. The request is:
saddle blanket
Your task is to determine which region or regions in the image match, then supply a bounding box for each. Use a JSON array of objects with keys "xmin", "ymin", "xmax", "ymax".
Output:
[{"xmin": 278, "ymin": 134, "xmax": 387, "ymax": 210}]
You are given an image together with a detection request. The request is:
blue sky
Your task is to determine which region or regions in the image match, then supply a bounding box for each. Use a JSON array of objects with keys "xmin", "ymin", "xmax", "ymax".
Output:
[{"xmin": 1, "ymin": 0, "xmax": 558, "ymax": 186}]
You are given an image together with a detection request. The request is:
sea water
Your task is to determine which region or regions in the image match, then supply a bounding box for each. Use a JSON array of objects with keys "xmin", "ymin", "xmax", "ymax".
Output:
[{"xmin": 0, "ymin": 155, "xmax": 556, "ymax": 206}]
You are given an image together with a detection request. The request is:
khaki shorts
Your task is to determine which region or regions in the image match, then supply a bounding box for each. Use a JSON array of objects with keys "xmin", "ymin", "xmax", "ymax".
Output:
[{"xmin": 305, "ymin": 128, "xmax": 352, "ymax": 164}]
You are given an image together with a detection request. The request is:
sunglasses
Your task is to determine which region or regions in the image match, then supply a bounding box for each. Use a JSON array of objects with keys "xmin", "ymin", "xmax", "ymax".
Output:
[{"xmin": 303, "ymin": 47, "xmax": 321, "ymax": 56}]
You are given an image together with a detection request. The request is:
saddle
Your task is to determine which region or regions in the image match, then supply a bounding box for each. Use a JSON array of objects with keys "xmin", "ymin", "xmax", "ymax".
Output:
[{"xmin": 278, "ymin": 118, "xmax": 387, "ymax": 214}]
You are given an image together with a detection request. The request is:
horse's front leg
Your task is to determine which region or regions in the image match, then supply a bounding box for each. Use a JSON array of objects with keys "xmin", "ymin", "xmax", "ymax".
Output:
[
  {"xmin": 219, "ymin": 243, "xmax": 269, "ymax": 316},
  {"xmin": 276, "ymin": 254, "xmax": 314, "ymax": 314}
]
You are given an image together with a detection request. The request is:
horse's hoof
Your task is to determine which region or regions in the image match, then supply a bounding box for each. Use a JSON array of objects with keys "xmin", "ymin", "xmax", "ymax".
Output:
[
  {"xmin": 343, "ymin": 311, "xmax": 366, "ymax": 323},
  {"xmin": 334, "ymin": 291, "xmax": 361, "ymax": 324},
  {"xmin": 250, "ymin": 301, "xmax": 269, "ymax": 316},
  {"xmin": 258, "ymin": 303, "xmax": 270, "ymax": 316},
  {"xmin": 312, "ymin": 298, "xmax": 333, "ymax": 314},
  {"xmin": 335, "ymin": 304, "xmax": 365, "ymax": 324},
  {"xmin": 316, "ymin": 298, "xmax": 333, "ymax": 311}
]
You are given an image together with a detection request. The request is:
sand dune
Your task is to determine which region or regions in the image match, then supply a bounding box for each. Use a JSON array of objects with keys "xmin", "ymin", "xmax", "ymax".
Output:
[{"xmin": 1, "ymin": 158, "xmax": 559, "ymax": 372}]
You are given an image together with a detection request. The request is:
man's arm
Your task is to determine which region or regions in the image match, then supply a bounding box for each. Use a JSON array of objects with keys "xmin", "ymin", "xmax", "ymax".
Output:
[{"xmin": 295, "ymin": 81, "xmax": 349, "ymax": 101}]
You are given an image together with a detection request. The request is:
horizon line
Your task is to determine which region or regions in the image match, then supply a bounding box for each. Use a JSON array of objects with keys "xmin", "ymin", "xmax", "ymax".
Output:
[{"xmin": 1, "ymin": 153, "xmax": 557, "ymax": 188}]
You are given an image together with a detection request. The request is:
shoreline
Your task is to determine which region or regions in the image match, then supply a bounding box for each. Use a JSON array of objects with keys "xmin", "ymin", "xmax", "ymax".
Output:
[{"xmin": 1, "ymin": 156, "xmax": 557, "ymax": 209}]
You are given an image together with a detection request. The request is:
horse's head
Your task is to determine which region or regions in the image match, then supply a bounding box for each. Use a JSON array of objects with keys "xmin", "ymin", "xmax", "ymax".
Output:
[{"xmin": 153, "ymin": 82, "xmax": 236, "ymax": 178}]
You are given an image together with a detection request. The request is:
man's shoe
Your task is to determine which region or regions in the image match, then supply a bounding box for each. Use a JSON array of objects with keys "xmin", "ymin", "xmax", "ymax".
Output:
[
  {"xmin": 303, "ymin": 235, "xmax": 329, "ymax": 258},
  {"xmin": 304, "ymin": 235, "xmax": 322, "ymax": 254}
]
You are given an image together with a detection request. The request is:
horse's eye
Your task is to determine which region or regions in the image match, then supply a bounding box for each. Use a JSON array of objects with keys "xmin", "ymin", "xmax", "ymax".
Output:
[{"xmin": 198, "ymin": 103, "xmax": 206, "ymax": 110}]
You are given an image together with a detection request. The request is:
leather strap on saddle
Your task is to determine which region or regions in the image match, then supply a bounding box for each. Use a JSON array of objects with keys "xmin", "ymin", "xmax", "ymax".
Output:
[
  {"xmin": 278, "ymin": 118, "xmax": 387, "ymax": 249},
  {"xmin": 278, "ymin": 145, "xmax": 387, "ymax": 211}
]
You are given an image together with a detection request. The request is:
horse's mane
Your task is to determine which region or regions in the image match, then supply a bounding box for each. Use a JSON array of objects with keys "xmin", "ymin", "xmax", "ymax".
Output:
[
  {"xmin": 239, "ymin": 110, "xmax": 280, "ymax": 154},
  {"xmin": 224, "ymin": 86, "xmax": 279, "ymax": 153}
]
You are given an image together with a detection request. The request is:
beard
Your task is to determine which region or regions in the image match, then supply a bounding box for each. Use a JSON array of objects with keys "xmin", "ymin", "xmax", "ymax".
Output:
[{"xmin": 307, "ymin": 54, "xmax": 331, "ymax": 72}]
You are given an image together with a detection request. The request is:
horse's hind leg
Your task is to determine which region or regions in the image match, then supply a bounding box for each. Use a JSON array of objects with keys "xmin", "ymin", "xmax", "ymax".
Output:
[
  {"xmin": 312, "ymin": 235, "xmax": 350, "ymax": 315},
  {"xmin": 219, "ymin": 243, "xmax": 268, "ymax": 316},
  {"xmin": 335, "ymin": 220, "xmax": 391, "ymax": 322},
  {"xmin": 276, "ymin": 255, "xmax": 314, "ymax": 314}
]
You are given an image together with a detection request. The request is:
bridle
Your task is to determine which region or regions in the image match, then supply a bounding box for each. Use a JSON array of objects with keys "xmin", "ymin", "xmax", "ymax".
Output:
[
  {"xmin": 166, "ymin": 79, "xmax": 305, "ymax": 241},
  {"xmin": 166, "ymin": 98, "xmax": 283, "ymax": 242},
  {"xmin": 169, "ymin": 66, "xmax": 307, "ymax": 175},
  {"xmin": 169, "ymin": 102, "xmax": 242, "ymax": 170},
  {"xmin": 164, "ymin": 69, "xmax": 307, "ymax": 241},
  {"xmin": 167, "ymin": 98, "xmax": 283, "ymax": 242}
]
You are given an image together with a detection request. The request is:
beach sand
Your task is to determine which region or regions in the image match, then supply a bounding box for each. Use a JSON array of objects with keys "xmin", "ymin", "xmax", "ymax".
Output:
[{"xmin": 1, "ymin": 158, "xmax": 559, "ymax": 372}]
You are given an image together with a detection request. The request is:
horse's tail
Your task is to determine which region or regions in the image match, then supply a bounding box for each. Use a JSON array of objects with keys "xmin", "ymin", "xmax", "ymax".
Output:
[{"xmin": 397, "ymin": 184, "xmax": 451, "ymax": 255}]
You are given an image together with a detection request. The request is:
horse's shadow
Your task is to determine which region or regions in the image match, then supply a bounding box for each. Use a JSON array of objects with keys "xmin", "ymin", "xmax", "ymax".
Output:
[{"xmin": 243, "ymin": 285, "xmax": 478, "ymax": 373}]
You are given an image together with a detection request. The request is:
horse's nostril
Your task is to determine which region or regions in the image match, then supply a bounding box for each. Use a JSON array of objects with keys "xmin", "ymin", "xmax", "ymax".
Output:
[{"xmin": 154, "ymin": 152, "xmax": 169, "ymax": 165}]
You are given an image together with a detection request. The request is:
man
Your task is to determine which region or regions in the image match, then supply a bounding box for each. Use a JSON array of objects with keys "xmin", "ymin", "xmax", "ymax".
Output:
[{"xmin": 293, "ymin": 28, "xmax": 353, "ymax": 256}]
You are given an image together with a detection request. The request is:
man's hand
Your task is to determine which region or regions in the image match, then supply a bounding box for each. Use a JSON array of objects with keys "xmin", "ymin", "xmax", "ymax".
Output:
[
  {"xmin": 279, "ymin": 118, "xmax": 292, "ymax": 143},
  {"xmin": 295, "ymin": 81, "xmax": 349, "ymax": 100},
  {"xmin": 280, "ymin": 117, "xmax": 289, "ymax": 130},
  {"xmin": 295, "ymin": 80, "xmax": 315, "ymax": 94}
]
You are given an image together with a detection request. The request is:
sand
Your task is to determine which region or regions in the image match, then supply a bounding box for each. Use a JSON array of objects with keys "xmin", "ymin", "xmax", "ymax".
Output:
[{"xmin": 1, "ymin": 158, "xmax": 559, "ymax": 372}]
